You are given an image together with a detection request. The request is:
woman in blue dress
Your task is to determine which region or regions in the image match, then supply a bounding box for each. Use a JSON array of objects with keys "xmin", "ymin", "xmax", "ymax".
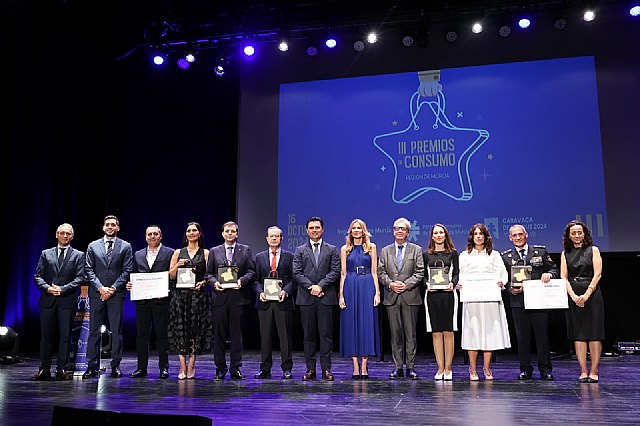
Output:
[{"xmin": 339, "ymin": 219, "xmax": 381, "ymax": 379}]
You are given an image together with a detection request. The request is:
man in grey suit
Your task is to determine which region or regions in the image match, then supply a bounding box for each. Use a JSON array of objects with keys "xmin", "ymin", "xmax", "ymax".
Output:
[
  {"xmin": 32, "ymin": 223, "xmax": 85, "ymax": 381},
  {"xmin": 378, "ymin": 217, "xmax": 425, "ymax": 380},
  {"xmin": 82, "ymin": 215, "xmax": 134, "ymax": 379},
  {"xmin": 293, "ymin": 216, "xmax": 340, "ymax": 381}
]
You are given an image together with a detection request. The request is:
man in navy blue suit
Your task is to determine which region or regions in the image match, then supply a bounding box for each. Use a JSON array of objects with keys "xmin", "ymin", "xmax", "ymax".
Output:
[
  {"xmin": 205, "ymin": 221, "xmax": 256, "ymax": 380},
  {"xmin": 82, "ymin": 215, "xmax": 134, "ymax": 379},
  {"xmin": 253, "ymin": 226, "xmax": 295, "ymax": 380},
  {"xmin": 293, "ymin": 216, "xmax": 341, "ymax": 381},
  {"xmin": 126, "ymin": 225, "xmax": 174, "ymax": 379},
  {"xmin": 33, "ymin": 223, "xmax": 86, "ymax": 381}
]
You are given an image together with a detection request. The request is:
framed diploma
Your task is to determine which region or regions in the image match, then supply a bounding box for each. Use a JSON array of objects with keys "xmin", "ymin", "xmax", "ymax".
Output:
[
  {"xmin": 523, "ymin": 279, "xmax": 569, "ymax": 309},
  {"xmin": 510, "ymin": 265, "xmax": 532, "ymax": 288},
  {"xmin": 263, "ymin": 278, "xmax": 282, "ymax": 301},
  {"xmin": 176, "ymin": 267, "xmax": 196, "ymax": 288},
  {"xmin": 130, "ymin": 272, "xmax": 169, "ymax": 300},
  {"xmin": 427, "ymin": 263, "xmax": 450, "ymax": 291},
  {"xmin": 459, "ymin": 273, "xmax": 502, "ymax": 302},
  {"xmin": 218, "ymin": 266, "xmax": 239, "ymax": 289}
]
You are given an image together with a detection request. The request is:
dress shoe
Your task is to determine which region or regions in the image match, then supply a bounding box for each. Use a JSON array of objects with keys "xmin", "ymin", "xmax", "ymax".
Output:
[
  {"xmin": 483, "ymin": 368, "xmax": 494, "ymax": 381},
  {"xmin": 302, "ymin": 370, "xmax": 316, "ymax": 381},
  {"xmin": 518, "ymin": 371, "xmax": 532, "ymax": 380},
  {"xmin": 469, "ymin": 370, "xmax": 479, "ymax": 381},
  {"xmin": 443, "ymin": 371, "xmax": 453, "ymax": 381},
  {"xmin": 214, "ymin": 369, "xmax": 227, "ymax": 381},
  {"xmin": 406, "ymin": 369, "xmax": 419, "ymax": 380},
  {"xmin": 111, "ymin": 367, "xmax": 123, "ymax": 378},
  {"xmin": 361, "ymin": 373, "xmax": 369, "ymax": 380},
  {"xmin": 588, "ymin": 375, "xmax": 599, "ymax": 383},
  {"xmin": 540, "ymin": 371, "xmax": 554, "ymax": 381},
  {"xmin": 178, "ymin": 372, "xmax": 187, "ymax": 380},
  {"xmin": 254, "ymin": 370, "xmax": 271, "ymax": 379},
  {"xmin": 578, "ymin": 376, "xmax": 589, "ymax": 383},
  {"xmin": 129, "ymin": 369, "xmax": 147, "ymax": 378},
  {"xmin": 159, "ymin": 369, "xmax": 169, "ymax": 379},
  {"xmin": 55, "ymin": 369, "xmax": 73, "ymax": 381},
  {"xmin": 230, "ymin": 369, "xmax": 246, "ymax": 380},
  {"xmin": 352, "ymin": 374, "xmax": 361, "ymax": 380},
  {"xmin": 283, "ymin": 370, "xmax": 293, "ymax": 380},
  {"xmin": 389, "ymin": 369, "xmax": 403, "ymax": 380},
  {"xmin": 187, "ymin": 368, "xmax": 196, "ymax": 380},
  {"xmin": 82, "ymin": 368, "xmax": 99, "ymax": 379},
  {"xmin": 434, "ymin": 371, "xmax": 444, "ymax": 380},
  {"xmin": 322, "ymin": 370, "xmax": 334, "ymax": 381},
  {"xmin": 32, "ymin": 369, "xmax": 51, "ymax": 381}
]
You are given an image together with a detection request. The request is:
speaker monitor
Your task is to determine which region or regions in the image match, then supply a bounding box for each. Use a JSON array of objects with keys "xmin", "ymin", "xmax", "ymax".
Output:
[{"xmin": 51, "ymin": 405, "xmax": 212, "ymax": 426}]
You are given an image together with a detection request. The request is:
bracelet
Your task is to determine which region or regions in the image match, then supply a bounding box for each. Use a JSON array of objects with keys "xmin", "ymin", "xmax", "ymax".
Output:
[{"xmin": 588, "ymin": 284, "xmax": 596, "ymax": 290}]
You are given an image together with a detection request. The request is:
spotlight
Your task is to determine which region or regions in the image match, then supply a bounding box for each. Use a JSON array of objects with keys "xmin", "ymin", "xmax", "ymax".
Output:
[
  {"xmin": 278, "ymin": 41, "xmax": 289, "ymax": 52},
  {"xmin": 307, "ymin": 46, "xmax": 318, "ymax": 56},
  {"xmin": 401, "ymin": 35, "xmax": 414, "ymax": 47},
  {"xmin": 0, "ymin": 325, "xmax": 19, "ymax": 359},
  {"xmin": 353, "ymin": 40, "xmax": 365, "ymax": 51},
  {"xmin": 554, "ymin": 18, "xmax": 567, "ymax": 30},
  {"xmin": 499, "ymin": 25, "xmax": 512, "ymax": 37},
  {"xmin": 518, "ymin": 18, "xmax": 531, "ymax": 29},
  {"xmin": 176, "ymin": 58, "xmax": 190, "ymax": 70},
  {"xmin": 367, "ymin": 32, "xmax": 377, "ymax": 44},
  {"xmin": 243, "ymin": 45, "xmax": 255, "ymax": 56},
  {"xmin": 185, "ymin": 53, "xmax": 196, "ymax": 63},
  {"xmin": 152, "ymin": 54, "xmax": 165, "ymax": 66},
  {"xmin": 325, "ymin": 38, "xmax": 337, "ymax": 48},
  {"xmin": 445, "ymin": 31, "xmax": 458, "ymax": 42},
  {"xmin": 472, "ymin": 22, "xmax": 483, "ymax": 34},
  {"xmin": 631, "ymin": 5, "xmax": 640, "ymax": 17},
  {"xmin": 214, "ymin": 58, "xmax": 226, "ymax": 76},
  {"xmin": 583, "ymin": 10, "xmax": 595, "ymax": 21}
]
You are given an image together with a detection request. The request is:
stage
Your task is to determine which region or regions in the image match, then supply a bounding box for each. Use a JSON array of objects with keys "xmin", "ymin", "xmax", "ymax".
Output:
[{"xmin": 1, "ymin": 350, "xmax": 638, "ymax": 425}]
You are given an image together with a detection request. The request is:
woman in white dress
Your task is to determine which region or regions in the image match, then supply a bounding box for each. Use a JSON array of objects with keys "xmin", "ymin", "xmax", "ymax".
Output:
[{"xmin": 458, "ymin": 223, "xmax": 510, "ymax": 381}]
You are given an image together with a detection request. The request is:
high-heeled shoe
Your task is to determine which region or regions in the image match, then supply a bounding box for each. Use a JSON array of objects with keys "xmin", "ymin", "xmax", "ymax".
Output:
[
  {"xmin": 483, "ymin": 369, "xmax": 494, "ymax": 381},
  {"xmin": 469, "ymin": 369, "xmax": 479, "ymax": 381},
  {"xmin": 443, "ymin": 370, "xmax": 453, "ymax": 381},
  {"xmin": 187, "ymin": 368, "xmax": 195, "ymax": 379},
  {"xmin": 361, "ymin": 367, "xmax": 369, "ymax": 380},
  {"xmin": 588, "ymin": 375, "xmax": 599, "ymax": 383},
  {"xmin": 178, "ymin": 372, "xmax": 187, "ymax": 380},
  {"xmin": 434, "ymin": 371, "xmax": 444, "ymax": 380}
]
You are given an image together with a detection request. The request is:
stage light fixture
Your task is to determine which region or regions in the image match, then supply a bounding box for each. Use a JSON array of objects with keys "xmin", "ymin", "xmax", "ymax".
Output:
[
  {"xmin": 278, "ymin": 41, "xmax": 289, "ymax": 52},
  {"xmin": 325, "ymin": 38, "xmax": 337, "ymax": 48},
  {"xmin": 554, "ymin": 18, "xmax": 568, "ymax": 30},
  {"xmin": 499, "ymin": 25, "xmax": 512, "ymax": 37},
  {"xmin": 214, "ymin": 57, "xmax": 227, "ymax": 76},
  {"xmin": 353, "ymin": 40, "xmax": 365, "ymax": 51},
  {"xmin": 518, "ymin": 18, "xmax": 532, "ymax": 29},
  {"xmin": 185, "ymin": 53, "xmax": 196, "ymax": 63},
  {"xmin": 176, "ymin": 58, "xmax": 190, "ymax": 70},
  {"xmin": 631, "ymin": 5, "xmax": 640, "ymax": 16},
  {"xmin": 0, "ymin": 325, "xmax": 19, "ymax": 364},
  {"xmin": 152, "ymin": 54, "xmax": 165, "ymax": 65},
  {"xmin": 367, "ymin": 32, "xmax": 377, "ymax": 44},
  {"xmin": 445, "ymin": 30, "xmax": 458, "ymax": 42},
  {"xmin": 583, "ymin": 10, "xmax": 596, "ymax": 21},
  {"xmin": 401, "ymin": 35, "xmax": 414, "ymax": 47},
  {"xmin": 243, "ymin": 45, "xmax": 255, "ymax": 56},
  {"xmin": 307, "ymin": 46, "xmax": 319, "ymax": 56},
  {"xmin": 472, "ymin": 22, "xmax": 483, "ymax": 34}
]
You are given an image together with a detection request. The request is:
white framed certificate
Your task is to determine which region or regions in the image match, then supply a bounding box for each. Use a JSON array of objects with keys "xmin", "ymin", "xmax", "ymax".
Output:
[
  {"xmin": 523, "ymin": 279, "xmax": 569, "ymax": 309},
  {"xmin": 459, "ymin": 273, "xmax": 502, "ymax": 302},
  {"xmin": 130, "ymin": 272, "xmax": 169, "ymax": 301}
]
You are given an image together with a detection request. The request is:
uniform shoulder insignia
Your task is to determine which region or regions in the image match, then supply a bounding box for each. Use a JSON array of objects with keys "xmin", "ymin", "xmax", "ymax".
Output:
[
  {"xmin": 501, "ymin": 249, "xmax": 513, "ymax": 255},
  {"xmin": 533, "ymin": 245, "xmax": 546, "ymax": 249}
]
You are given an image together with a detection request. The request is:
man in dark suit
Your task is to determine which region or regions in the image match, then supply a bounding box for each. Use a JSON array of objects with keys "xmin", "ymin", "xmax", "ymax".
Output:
[
  {"xmin": 82, "ymin": 215, "xmax": 134, "ymax": 379},
  {"xmin": 378, "ymin": 217, "xmax": 425, "ymax": 380},
  {"xmin": 126, "ymin": 225, "xmax": 174, "ymax": 379},
  {"xmin": 293, "ymin": 216, "xmax": 340, "ymax": 381},
  {"xmin": 253, "ymin": 226, "xmax": 295, "ymax": 380},
  {"xmin": 205, "ymin": 221, "xmax": 256, "ymax": 380},
  {"xmin": 501, "ymin": 224, "xmax": 559, "ymax": 381},
  {"xmin": 32, "ymin": 223, "xmax": 86, "ymax": 381}
]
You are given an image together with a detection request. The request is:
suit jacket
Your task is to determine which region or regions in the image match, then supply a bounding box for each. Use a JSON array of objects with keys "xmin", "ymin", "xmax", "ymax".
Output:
[
  {"xmin": 34, "ymin": 246, "xmax": 85, "ymax": 309},
  {"xmin": 205, "ymin": 243, "xmax": 256, "ymax": 306},
  {"xmin": 86, "ymin": 237, "xmax": 134, "ymax": 299},
  {"xmin": 253, "ymin": 249, "xmax": 295, "ymax": 311},
  {"xmin": 132, "ymin": 244, "xmax": 175, "ymax": 304},
  {"xmin": 293, "ymin": 241, "xmax": 340, "ymax": 306},
  {"xmin": 501, "ymin": 245, "xmax": 559, "ymax": 308},
  {"xmin": 378, "ymin": 242, "xmax": 425, "ymax": 306}
]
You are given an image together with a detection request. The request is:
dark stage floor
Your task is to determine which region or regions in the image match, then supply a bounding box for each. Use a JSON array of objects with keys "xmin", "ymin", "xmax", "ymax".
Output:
[{"xmin": 1, "ymin": 350, "xmax": 638, "ymax": 425}]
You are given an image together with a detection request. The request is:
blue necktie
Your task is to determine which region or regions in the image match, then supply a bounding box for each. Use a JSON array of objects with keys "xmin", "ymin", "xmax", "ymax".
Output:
[
  {"xmin": 397, "ymin": 245, "xmax": 404, "ymax": 269},
  {"xmin": 313, "ymin": 243, "xmax": 320, "ymax": 264},
  {"xmin": 519, "ymin": 248, "xmax": 526, "ymax": 263},
  {"xmin": 106, "ymin": 241, "xmax": 113, "ymax": 264},
  {"xmin": 227, "ymin": 246, "xmax": 233, "ymax": 265}
]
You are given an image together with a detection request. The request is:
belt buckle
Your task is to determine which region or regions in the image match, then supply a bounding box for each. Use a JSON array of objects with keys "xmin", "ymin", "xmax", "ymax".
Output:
[{"xmin": 356, "ymin": 266, "xmax": 366, "ymax": 275}]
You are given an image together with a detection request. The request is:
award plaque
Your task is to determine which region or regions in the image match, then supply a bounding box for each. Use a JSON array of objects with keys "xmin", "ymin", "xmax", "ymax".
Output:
[
  {"xmin": 427, "ymin": 261, "xmax": 450, "ymax": 290},
  {"xmin": 218, "ymin": 266, "xmax": 239, "ymax": 289},
  {"xmin": 263, "ymin": 278, "xmax": 283, "ymax": 301},
  {"xmin": 176, "ymin": 268, "xmax": 196, "ymax": 288},
  {"xmin": 511, "ymin": 265, "xmax": 532, "ymax": 288}
]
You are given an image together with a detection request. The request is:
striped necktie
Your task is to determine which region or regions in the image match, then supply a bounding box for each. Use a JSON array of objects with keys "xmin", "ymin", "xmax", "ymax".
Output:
[{"xmin": 107, "ymin": 241, "xmax": 114, "ymax": 263}]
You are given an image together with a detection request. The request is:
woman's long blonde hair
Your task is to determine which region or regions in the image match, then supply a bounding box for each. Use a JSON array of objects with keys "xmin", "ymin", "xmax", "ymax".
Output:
[{"xmin": 345, "ymin": 218, "xmax": 372, "ymax": 255}]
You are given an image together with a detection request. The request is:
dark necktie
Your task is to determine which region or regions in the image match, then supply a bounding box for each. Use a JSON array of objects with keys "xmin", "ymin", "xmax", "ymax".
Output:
[
  {"xmin": 106, "ymin": 240, "xmax": 114, "ymax": 263},
  {"xmin": 271, "ymin": 250, "xmax": 277, "ymax": 272},
  {"xmin": 397, "ymin": 245, "xmax": 404, "ymax": 268},
  {"xmin": 58, "ymin": 247, "xmax": 66, "ymax": 268},
  {"xmin": 227, "ymin": 246, "xmax": 233, "ymax": 265},
  {"xmin": 519, "ymin": 248, "xmax": 526, "ymax": 263},
  {"xmin": 313, "ymin": 243, "xmax": 320, "ymax": 264}
]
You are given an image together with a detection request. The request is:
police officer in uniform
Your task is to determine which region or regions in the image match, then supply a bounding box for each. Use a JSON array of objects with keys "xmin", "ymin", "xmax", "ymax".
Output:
[{"xmin": 501, "ymin": 224, "xmax": 559, "ymax": 380}]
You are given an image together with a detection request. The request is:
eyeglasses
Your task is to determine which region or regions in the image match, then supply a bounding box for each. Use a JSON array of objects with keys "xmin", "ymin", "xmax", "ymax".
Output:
[{"xmin": 393, "ymin": 226, "xmax": 408, "ymax": 231}]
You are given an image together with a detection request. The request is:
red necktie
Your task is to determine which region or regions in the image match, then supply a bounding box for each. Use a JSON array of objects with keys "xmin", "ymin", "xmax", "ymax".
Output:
[{"xmin": 271, "ymin": 250, "xmax": 277, "ymax": 272}]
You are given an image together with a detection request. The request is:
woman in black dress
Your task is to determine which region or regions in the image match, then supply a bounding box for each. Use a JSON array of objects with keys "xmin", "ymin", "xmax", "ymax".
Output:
[
  {"xmin": 560, "ymin": 220, "xmax": 604, "ymax": 383},
  {"xmin": 168, "ymin": 222, "xmax": 212, "ymax": 380},
  {"xmin": 423, "ymin": 224, "xmax": 459, "ymax": 381}
]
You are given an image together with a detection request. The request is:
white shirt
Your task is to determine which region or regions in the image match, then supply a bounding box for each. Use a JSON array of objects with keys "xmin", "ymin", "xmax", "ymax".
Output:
[{"xmin": 459, "ymin": 248, "xmax": 508, "ymax": 284}]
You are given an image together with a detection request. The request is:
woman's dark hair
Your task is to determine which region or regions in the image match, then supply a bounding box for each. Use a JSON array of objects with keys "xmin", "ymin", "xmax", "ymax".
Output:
[
  {"xmin": 181, "ymin": 221, "xmax": 205, "ymax": 248},
  {"xmin": 466, "ymin": 223, "xmax": 493, "ymax": 254},
  {"xmin": 427, "ymin": 223, "xmax": 455, "ymax": 254},
  {"xmin": 562, "ymin": 220, "xmax": 593, "ymax": 251}
]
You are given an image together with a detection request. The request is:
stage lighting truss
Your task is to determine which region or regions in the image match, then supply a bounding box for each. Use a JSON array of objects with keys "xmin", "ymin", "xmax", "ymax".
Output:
[{"xmin": 0, "ymin": 326, "xmax": 19, "ymax": 357}]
